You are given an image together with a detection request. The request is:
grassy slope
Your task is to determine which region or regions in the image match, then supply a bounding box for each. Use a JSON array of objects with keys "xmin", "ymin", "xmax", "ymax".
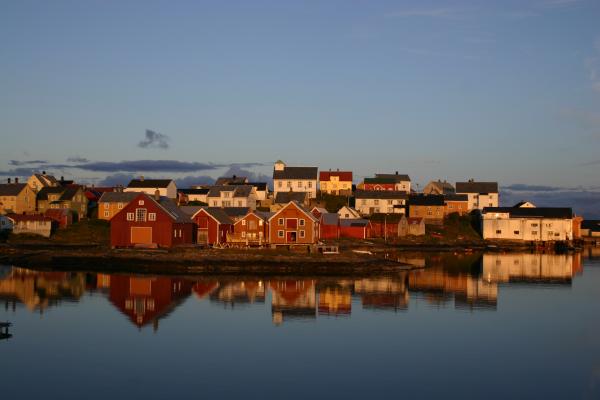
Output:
[{"xmin": 7, "ymin": 219, "xmax": 110, "ymax": 246}]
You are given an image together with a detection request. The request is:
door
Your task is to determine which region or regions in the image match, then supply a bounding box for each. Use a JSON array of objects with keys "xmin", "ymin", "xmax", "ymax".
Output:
[
  {"xmin": 131, "ymin": 227, "xmax": 153, "ymax": 245},
  {"xmin": 198, "ymin": 229, "xmax": 208, "ymax": 244},
  {"xmin": 287, "ymin": 231, "xmax": 297, "ymax": 242}
]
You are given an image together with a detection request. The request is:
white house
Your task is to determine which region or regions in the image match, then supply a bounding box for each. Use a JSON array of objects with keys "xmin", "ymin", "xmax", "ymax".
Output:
[
  {"xmin": 456, "ymin": 180, "xmax": 499, "ymax": 210},
  {"xmin": 482, "ymin": 205, "xmax": 573, "ymax": 242},
  {"xmin": 482, "ymin": 253, "xmax": 575, "ymax": 283},
  {"xmin": 125, "ymin": 178, "xmax": 177, "ymax": 199},
  {"xmin": 273, "ymin": 160, "xmax": 318, "ymax": 199},
  {"xmin": 337, "ymin": 206, "xmax": 361, "ymax": 219},
  {"xmin": 354, "ymin": 190, "xmax": 408, "ymax": 215},
  {"xmin": 207, "ymin": 185, "xmax": 257, "ymax": 209}
]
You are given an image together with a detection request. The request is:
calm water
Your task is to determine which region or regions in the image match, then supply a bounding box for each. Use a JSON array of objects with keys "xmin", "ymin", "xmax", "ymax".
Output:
[{"xmin": 2, "ymin": 250, "xmax": 600, "ymax": 399}]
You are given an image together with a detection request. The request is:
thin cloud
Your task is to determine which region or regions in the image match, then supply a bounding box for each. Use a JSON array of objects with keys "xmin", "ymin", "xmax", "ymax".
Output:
[
  {"xmin": 43, "ymin": 160, "xmax": 266, "ymax": 173},
  {"xmin": 0, "ymin": 167, "xmax": 38, "ymax": 177},
  {"xmin": 502, "ymin": 184, "xmax": 564, "ymax": 192},
  {"xmin": 66, "ymin": 156, "xmax": 89, "ymax": 163},
  {"xmin": 138, "ymin": 129, "xmax": 170, "ymax": 150},
  {"xmin": 9, "ymin": 160, "xmax": 48, "ymax": 166},
  {"xmin": 539, "ymin": 0, "xmax": 582, "ymax": 8}
]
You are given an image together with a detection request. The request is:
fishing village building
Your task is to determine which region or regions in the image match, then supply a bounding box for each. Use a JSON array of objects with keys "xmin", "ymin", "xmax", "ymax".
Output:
[
  {"xmin": 268, "ymin": 201, "xmax": 320, "ymax": 246},
  {"xmin": 354, "ymin": 190, "xmax": 407, "ymax": 215},
  {"xmin": 272, "ymin": 160, "xmax": 318, "ymax": 199},
  {"xmin": 319, "ymin": 170, "xmax": 353, "ymax": 196},
  {"xmin": 36, "ymin": 185, "xmax": 88, "ymax": 221},
  {"xmin": 456, "ymin": 180, "xmax": 499, "ymax": 210},
  {"xmin": 110, "ymin": 192, "xmax": 194, "ymax": 248},
  {"xmin": 125, "ymin": 178, "xmax": 177, "ymax": 199},
  {"xmin": 182, "ymin": 207, "xmax": 233, "ymax": 246},
  {"xmin": 361, "ymin": 172, "xmax": 411, "ymax": 192},
  {"xmin": 228, "ymin": 211, "xmax": 272, "ymax": 246},
  {"xmin": 98, "ymin": 192, "xmax": 139, "ymax": 220},
  {"xmin": 206, "ymin": 185, "xmax": 257, "ymax": 209},
  {"xmin": 0, "ymin": 181, "xmax": 36, "ymax": 215}
]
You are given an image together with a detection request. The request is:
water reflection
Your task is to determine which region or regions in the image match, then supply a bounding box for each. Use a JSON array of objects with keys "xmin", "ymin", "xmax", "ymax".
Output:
[{"xmin": 0, "ymin": 251, "xmax": 590, "ymax": 328}]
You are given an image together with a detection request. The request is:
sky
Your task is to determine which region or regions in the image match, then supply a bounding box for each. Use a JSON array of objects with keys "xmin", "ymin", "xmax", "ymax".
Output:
[{"xmin": 1, "ymin": 0, "xmax": 599, "ymax": 212}]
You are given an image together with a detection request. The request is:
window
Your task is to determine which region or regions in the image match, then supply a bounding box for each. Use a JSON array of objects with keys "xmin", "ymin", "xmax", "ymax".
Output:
[
  {"xmin": 287, "ymin": 181, "xmax": 291, "ymax": 188},
  {"xmin": 299, "ymin": 230, "xmax": 305, "ymax": 238},
  {"xmin": 448, "ymin": 204, "xmax": 453, "ymax": 209},
  {"xmin": 532, "ymin": 231, "xmax": 538, "ymax": 235},
  {"xmin": 223, "ymin": 192, "xmax": 230, "ymax": 198},
  {"xmin": 242, "ymin": 220, "xmax": 246, "ymax": 226},
  {"xmin": 118, "ymin": 203, "xmax": 124, "ymax": 209},
  {"xmin": 127, "ymin": 213, "xmax": 134, "ymax": 221},
  {"xmin": 278, "ymin": 218, "xmax": 284, "ymax": 226},
  {"xmin": 258, "ymin": 220, "xmax": 263, "ymax": 226},
  {"xmin": 237, "ymin": 201, "xmax": 242, "ymax": 207},
  {"xmin": 104, "ymin": 203, "xmax": 109, "ymax": 209},
  {"xmin": 138, "ymin": 200, "xmax": 144, "ymax": 205},
  {"xmin": 241, "ymin": 231, "xmax": 246, "ymax": 238},
  {"xmin": 496, "ymin": 230, "xmax": 502, "ymax": 234},
  {"xmin": 555, "ymin": 233, "xmax": 560, "ymax": 237},
  {"xmin": 212, "ymin": 201, "xmax": 218, "ymax": 206},
  {"xmin": 374, "ymin": 199, "xmax": 379, "ymax": 205},
  {"xmin": 299, "ymin": 219, "xmax": 305, "ymax": 226},
  {"xmin": 249, "ymin": 221, "xmax": 257, "ymax": 229},
  {"xmin": 297, "ymin": 181, "xmax": 302, "ymax": 188},
  {"xmin": 514, "ymin": 230, "xmax": 520, "ymax": 235},
  {"xmin": 531, "ymin": 223, "xmax": 538, "ymax": 227},
  {"xmin": 308, "ymin": 182, "xmax": 312, "ymax": 188},
  {"xmin": 278, "ymin": 181, "xmax": 283, "ymax": 188},
  {"xmin": 104, "ymin": 211, "xmax": 110, "ymax": 217},
  {"xmin": 135, "ymin": 208, "xmax": 147, "ymax": 222},
  {"xmin": 278, "ymin": 230, "xmax": 284, "ymax": 238},
  {"xmin": 149, "ymin": 213, "xmax": 156, "ymax": 221}
]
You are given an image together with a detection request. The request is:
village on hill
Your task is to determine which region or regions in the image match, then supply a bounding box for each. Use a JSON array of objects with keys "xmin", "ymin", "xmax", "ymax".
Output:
[{"xmin": 0, "ymin": 160, "xmax": 598, "ymax": 249}]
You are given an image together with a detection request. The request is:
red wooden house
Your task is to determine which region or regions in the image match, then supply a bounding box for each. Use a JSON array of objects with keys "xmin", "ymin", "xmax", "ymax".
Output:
[
  {"xmin": 268, "ymin": 202, "xmax": 320, "ymax": 246},
  {"xmin": 110, "ymin": 192, "xmax": 194, "ymax": 248},
  {"xmin": 44, "ymin": 208, "xmax": 72, "ymax": 229},
  {"xmin": 187, "ymin": 207, "xmax": 233, "ymax": 246},
  {"xmin": 339, "ymin": 219, "xmax": 372, "ymax": 239},
  {"xmin": 229, "ymin": 211, "xmax": 272, "ymax": 246}
]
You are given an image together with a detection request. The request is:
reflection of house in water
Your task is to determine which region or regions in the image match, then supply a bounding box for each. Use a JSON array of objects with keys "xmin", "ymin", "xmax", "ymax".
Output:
[
  {"xmin": 0, "ymin": 267, "xmax": 86, "ymax": 312},
  {"xmin": 482, "ymin": 253, "xmax": 580, "ymax": 284},
  {"xmin": 354, "ymin": 277, "xmax": 409, "ymax": 311},
  {"xmin": 270, "ymin": 280, "xmax": 316, "ymax": 325},
  {"xmin": 408, "ymin": 267, "xmax": 497, "ymax": 310},
  {"xmin": 210, "ymin": 280, "xmax": 265, "ymax": 307},
  {"xmin": 318, "ymin": 285, "xmax": 352, "ymax": 316},
  {"xmin": 192, "ymin": 281, "xmax": 219, "ymax": 299},
  {"xmin": 107, "ymin": 275, "xmax": 193, "ymax": 330}
]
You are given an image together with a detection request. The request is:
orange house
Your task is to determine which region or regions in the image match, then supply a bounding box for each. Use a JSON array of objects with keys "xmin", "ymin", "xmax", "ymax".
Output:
[
  {"xmin": 98, "ymin": 192, "xmax": 139, "ymax": 220},
  {"xmin": 268, "ymin": 201, "xmax": 319, "ymax": 246},
  {"xmin": 444, "ymin": 194, "xmax": 469, "ymax": 216},
  {"xmin": 229, "ymin": 211, "xmax": 272, "ymax": 245}
]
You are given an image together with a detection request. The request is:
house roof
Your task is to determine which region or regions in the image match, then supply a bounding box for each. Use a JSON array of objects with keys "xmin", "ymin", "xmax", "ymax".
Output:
[
  {"xmin": 339, "ymin": 218, "xmax": 369, "ymax": 227},
  {"xmin": 0, "ymin": 183, "xmax": 28, "ymax": 196},
  {"xmin": 207, "ymin": 185, "xmax": 253, "ymax": 198},
  {"xmin": 248, "ymin": 182, "xmax": 268, "ymax": 191},
  {"xmin": 215, "ymin": 176, "xmax": 248, "ymax": 185},
  {"xmin": 255, "ymin": 211, "xmax": 275, "ymax": 221},
  {"xmin": 34, "ymin": 173, "xmax": 59, "ymax": 187},
  {"xmin": 375, "ymin": 173, "xmax": 411, "ymax": 182},
  {"xmin": 37, "ymin": 186, "xmax": 82, "ymax": 201},
  {"xmin": 321, "ymin": 213, "xmax": 339, "ymax": 226},
  {"xmin": 178, "ymin": 188, "xmax": 210, "ymax": 195},
  {"xmin": 426, "ymin": 180, "xmax": 455, "ymax": 192},
  {"xmin": 444, "ymin": 194, "xmax": 469, "ymax": 202},
  {"xmin": 311, "ymin": 207, "xmax": 328, "ymax": 215},
  {"xmin": 409, "ymin": 195, "xmax": 445, "ymax": 206},
  {"xmin": 57, "ymin": 186, "xmax": 81, "ymax": 201},
  {"xmin": 582, "ymin": 220, "xmax": 600, "ymax": 231},
  {"xmin": 319, "ymin": 171, "xmax": 353, "ymax": 181},
  {"xmin": 456, "ymin": 181, "xmax": 498, "ymax": 194},
  {"xmin": 273, "ymin": 166, "xmax": 318, "ymax": 180},
  {"xmin": 156, "ymin": 197, "xmax": 193, "ymax": 223},
  {"xmin": 338, "ymin": 206, "xmax": 361, "ymax": 217},
  {"xmin": 222, "ymin": 207, "xmax": 251, "ymax": 218},
  {"xmin": 99, "ymin": 192, "xmax": 140, "ymax": 203},
  {"xmin": 274, "ymin": 191, "xmax": 308, "ymax": 204},
  {"xmin": 127, "ymin": 179, "xmax": 173, "ymax": 188},
  {"xmin": 7, "ymin": 213, "xmax": 52, "ymax": 223},
  {"xmin": 269, "ymin": 201, "xmax": 319, "ymax": 223},
  {"xmin": 201, "ymin": 208, "xmax": 234, "ymax": 224},
  {"xmin": 407, "ymin": 217, "xmax": 424, "ymax": 225},
  {"xmin": 354, "ymin": 190, "xmax": 408, "ymax": 199},
  {"xmin": 482, "ymin": 207, "xmax": 573, "ymax": 219}
]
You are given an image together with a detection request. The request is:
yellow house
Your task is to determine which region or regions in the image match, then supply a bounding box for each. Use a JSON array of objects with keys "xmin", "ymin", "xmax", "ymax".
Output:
[
  {"xmin": 97, "ymin": 192, "xmax": 139, "ymax": 220},
  {"xmin": 0, "ymin": 182, "xmax": 36, "ymax": 215},
  {"xmin": 319, "ymin": 171, "xmax": 353, "ymax": 196},
  {"xmin": 36, "ymin": 185, "xmax": 89, "ymax": 221},
  {"xmin": 27, "ymin": 172, "xmax": 59, "ymax": 192}
]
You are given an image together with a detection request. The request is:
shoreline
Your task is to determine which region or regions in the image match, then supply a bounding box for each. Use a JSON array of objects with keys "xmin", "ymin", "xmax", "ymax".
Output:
[{"xmin": 0, "ymin": 240, "xmax": 580, "ymax": 276}]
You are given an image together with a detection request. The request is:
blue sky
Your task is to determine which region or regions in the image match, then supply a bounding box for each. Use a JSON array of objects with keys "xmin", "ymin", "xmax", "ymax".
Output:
[{"xmin": 1, "ymin": 0, "xmax": 599, "ymax": 190}]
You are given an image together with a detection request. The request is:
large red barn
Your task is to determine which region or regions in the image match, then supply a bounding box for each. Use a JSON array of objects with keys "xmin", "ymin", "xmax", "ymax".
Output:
[
  {"xmin": 183, "ymin": 207, "xmax": 233, "ymax": 246},
  {"xmin": 110, "ymin": 192, "xmax": 194, "ymax": 248}
]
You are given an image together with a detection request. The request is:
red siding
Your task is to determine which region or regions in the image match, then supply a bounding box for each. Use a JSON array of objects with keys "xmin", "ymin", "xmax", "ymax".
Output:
[
  {"xmin": 192, "ymin": 209, "xmax": 232, "ymax": 245},
  {"xmin": 340, "ymin": 225, "xmax": 370, "ymax": 239},
  {"xmin": 369, "ymin": 222, "xmax": 400, "ymax": 238}
]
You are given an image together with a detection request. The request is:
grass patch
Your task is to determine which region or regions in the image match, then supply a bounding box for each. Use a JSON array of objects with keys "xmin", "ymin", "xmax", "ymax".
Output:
[{"xmin": 8, "ymin": 219, "xmax": 110, "ymax": 245}]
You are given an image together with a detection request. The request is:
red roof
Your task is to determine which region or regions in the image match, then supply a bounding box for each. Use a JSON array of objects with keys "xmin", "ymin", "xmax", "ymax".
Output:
[
  {"xmin": 319, "ymin": 171, "xmax": 353, "ymax": 182},
  {"xmin": 8, "ymin": 214, "xmax": 53, "ymax": 222}
]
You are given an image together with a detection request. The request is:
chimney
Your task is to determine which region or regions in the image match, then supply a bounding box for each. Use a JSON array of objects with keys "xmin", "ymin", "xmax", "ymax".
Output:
[
  {"xmin": 15, "ymin": 178, "xmax": 18, "ymax": 184},
  {"xmin": 395, "ymin": 171, "xmax": 398, "ymax": 175},
  {"xmin": 154, "ymin": 189, "xmax": 160, "ymax": 201},
  {"xmin": 7, "ymin": 178, "xmax": 11, "ymax": 184},
  {"xmin": 60, "ymin": 176, "xmax": 64, "ymax": 181},
  {"xmin": 42, "ymin": 170, "xmax": 46, "ymax": 175}
]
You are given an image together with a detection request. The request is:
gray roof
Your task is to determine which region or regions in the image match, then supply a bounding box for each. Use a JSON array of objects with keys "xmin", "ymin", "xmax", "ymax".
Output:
[
  {"xmin": 215, "ymin": 176, "xmax": 248, "ymax": 185},
  {"xmin": 408, "ymin": 194, "xmax": 445, "ymax": 206},
  {"xmin": 274, "ymin": 191, "xmax": 308, "ymax": 204},
  {"xmin": 37, "ymin": 186, "xmax": 82, "ymax": 201},
  {"xmin": 180, "ymin": 205, "xmax": 203, "ymax": 217},
  {"xmin": 456, "ymin": 181, "xmax": 498, "ymax": 194},
  {"xmin": 0, "ymin": 183, "xmax": 28, "ymax": 196},
  {"xmin": 99, "ymin": 192, "xmax": 140, "ymax": 203},
  {"xmin": 178, "ymin": 188, "xmax": 209, "ymax": 195},
  {"xmin": 321, "ymin": 213, "xmax": 339, "ymax": 226},
  {"xmin": 582, "ymin": 220, "xmax": 600, "ymax": 231},
  {"xmin": 354, "ymin": 190, "xmax": 408, "ymax": 199},
  {"xmin": 207, "ymin": 185, "xmax": 253, "ymax": 198},
  {"xmin": 34, "ymin": 173, "xmax": 59, "ymax": 186},
  {"xmin": 375, "ymin": 173, "xmax": 411, "ymax": 182},
  {"xmin": 482, "ymin": 207, "xmax": 572, "ymax": 219},
  {"xmin": 339, "ymin": 218, "xmax": 369, "ymax": 227},
  {"xmin": 222, "ymin": 207, "xmax": 251, "ymax": 218},
  {"xmin": 203, "ymin": 207, "xmax": 234, "ymax": 224},
  {"xmin": 156, "ymin": 197, "xmax": 192, "ymax": 223},
  {"xmin": 128, "ymin": 179, "xmax": 173, "ymax": 188},
  {"xmin": 273, "ymin": 166, "xmax": 318, "ymax": 180},
  {"xmin": 255, "ymin": 211, "xmax": 275, "ymax": 221},
  {"xmin": 426, "ymin": 180, "xmax": 455, "ymax": 193},
  {"xmin": 444, "ymin": 194, "xmax": 468, "ymax": 201}
]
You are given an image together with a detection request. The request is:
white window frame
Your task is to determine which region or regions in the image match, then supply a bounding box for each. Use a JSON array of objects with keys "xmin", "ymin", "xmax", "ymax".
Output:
[
  {"xmin": 278, "ymin": 230, "xmax": 284, "ymax": 238},
  {"xmin": 148, "ymin": 213, "xmax": 156, "ymax": 221},
  {"xmin": 126, "ymin": 212, "xmax": 134, "ymax": 221},
  {"xmin": 299, "ymin": 230, "xmax": 305, "ymax": 238},
  {"xmin": 299, "ymin": 219, "xmax": 305, "ymax": 226}
]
